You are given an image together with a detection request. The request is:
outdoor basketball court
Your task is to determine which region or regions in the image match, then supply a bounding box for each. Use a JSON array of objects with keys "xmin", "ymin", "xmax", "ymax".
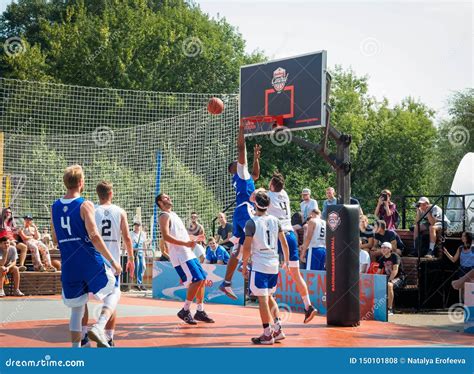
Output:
[{"xmin": 1, "ymin": 295, "xmax": 471, "ymax": 348}]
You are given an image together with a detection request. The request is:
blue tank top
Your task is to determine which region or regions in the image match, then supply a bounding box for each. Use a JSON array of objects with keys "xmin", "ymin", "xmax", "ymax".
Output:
[
  {"xmin": 460, "ymin": 245, "xmax": 474, "ymax": 268},
  {"xmin": 52, "ymin": 197, "xmax": 104, "ymax": 276},
  {"xmin": 233, "ymin": 173, "xmax": 255, "ymax": 206}
]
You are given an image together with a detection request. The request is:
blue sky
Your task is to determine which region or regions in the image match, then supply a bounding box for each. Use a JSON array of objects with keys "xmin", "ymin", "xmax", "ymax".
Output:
[{"xmin": 1, "ymin": 0, "xmax": 472, "ymax": 121}]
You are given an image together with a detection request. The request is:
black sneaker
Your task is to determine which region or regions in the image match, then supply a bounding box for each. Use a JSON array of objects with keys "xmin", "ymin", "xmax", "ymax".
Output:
[
  {"xmin": 139, "ymin": 285, "xmax": 147, "ymax": 291},
  {"xmin": 177, "ymin": 308, "xmax": 197, "ymax": 325},
  {"xmin": 81, "ymin": 333, "xmax": 91, "ymax": 348},
  {"xmin": 251, "ymin": 333, "xmax": 274, "ymax": 345},
  {"xmin": 194, "ymin": 310, "xmax": 215, "ymax": 323},
  {"xmin": 108, "ymin": 339, "xmax": 115, "ymax": 347},
  {"xmin": 304, "ymin": 305, "xmax": 317, "ymax": 324}
]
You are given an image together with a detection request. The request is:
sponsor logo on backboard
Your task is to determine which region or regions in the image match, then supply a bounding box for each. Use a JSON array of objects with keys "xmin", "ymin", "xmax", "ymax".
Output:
[
  {"xmin": 272, "ymin": 67, "xmax": 289, "ymax": 93},
  {"xmin": 327, "ymin": 211, "xmax": 341, "ymax": 231}
]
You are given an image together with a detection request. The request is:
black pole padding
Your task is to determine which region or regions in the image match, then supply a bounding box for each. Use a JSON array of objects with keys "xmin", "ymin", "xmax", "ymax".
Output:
[{"xmin": 326, "ymin": 204, "xmax": 360, "ymax": 327}]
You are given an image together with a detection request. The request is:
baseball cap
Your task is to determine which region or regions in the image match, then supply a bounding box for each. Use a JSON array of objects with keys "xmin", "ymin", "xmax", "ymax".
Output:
[
  {"xmin": 381, "ymin": 242, "xmax": 392, "ymax": 249},
  {"xmin": 417, "ymin": 197, "xmax": 430, "ymax": 204},
  {"xmin": 302, "ymin": 188, "xmax": 311, "ymax": 195},
  {"xmin": 133, "ymin": 220, "xmax": 141, "ymax": 226},
  {"xmin": 23, "ymin": 214, "xmax": 33, "ymax": 220}
]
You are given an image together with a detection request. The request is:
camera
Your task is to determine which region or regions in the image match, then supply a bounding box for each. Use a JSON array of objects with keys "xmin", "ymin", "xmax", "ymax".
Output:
[{"xmin": 380, "ymin": 193, "xmax": 388, "ymax": 201}]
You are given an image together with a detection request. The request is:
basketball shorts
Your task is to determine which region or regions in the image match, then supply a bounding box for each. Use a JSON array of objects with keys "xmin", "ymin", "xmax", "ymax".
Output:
[
  {"xmin": 306, "ymin": 247, "xmax": 326, "ymax": 271},
  {"xmin": 249, "ymin": 270, "xmax": 278, "ymax": 297},
  {"xmin": 175, "ymin": 258, "xmax": 207, "ymax": 288},
  {"xmin": 61, "ymin": 262, "xmax": 116, "ymax": 308},
  {"xmin": 277, "ymin": 231, "xmax": 299, "ymax": 268},
  {"xmin": 232, "ymin": 203, "xmax": 253, "ymax": 245}
]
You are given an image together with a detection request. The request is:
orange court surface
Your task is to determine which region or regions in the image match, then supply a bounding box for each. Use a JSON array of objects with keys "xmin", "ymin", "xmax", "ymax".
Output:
[{"xmin": 0, "ymin": 295, "xmax": 471, "ymax": 348}]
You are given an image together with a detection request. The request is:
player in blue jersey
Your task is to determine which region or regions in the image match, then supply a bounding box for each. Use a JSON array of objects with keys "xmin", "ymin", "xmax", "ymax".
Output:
[
  {"xmin": 51, "ymin": 165, "xmax": 122, "ymax": 348},
  {"xmin": 219, "ymin": 120, "xmax": 261, "ymax": 299}
]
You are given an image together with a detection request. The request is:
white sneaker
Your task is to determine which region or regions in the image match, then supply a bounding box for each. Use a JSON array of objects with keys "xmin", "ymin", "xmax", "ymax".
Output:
[
  {"xmin": 13, "ymin": 289, "xmax": 25, "ymax": 296},
  {"xmin": 0, "ymin": 289, "xmax": 5, "ymax": 297},
  {"xmin": 88, "ymin": 325, "xmax": 110, "ymax": 348}
]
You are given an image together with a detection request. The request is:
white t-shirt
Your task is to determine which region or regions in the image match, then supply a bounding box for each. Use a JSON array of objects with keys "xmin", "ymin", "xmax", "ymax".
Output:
[
  {"xmin": 131, "ymin": 230, "xmax": 147, "ymax": 250},
  {"xmin": 300, "ymin": 199, "xmax": 319, "ymax": 222},
  {"xmin": 308, "ymin": 217, "xmax": 326, "ymax": 248},
  {"xmin": 193, "ymin": 243, "xmax": 206, "ymax": 259},
  {"xmin": 95, "ymin": 203, "xmax": 123, "ymax": 263},
  {"xmin": 245, "ymin": 214, "xmax": 281, "ymax": 274},
  {"xmin": 359, "ymin": 250, "xmax": 370, "ymax": 273},
  {"xmin": 267, "ymin": 190, "xmax": 293, "ymax": 232},
  {"xmin": 161, "ymin": 211, "xmax": 196, "ymax": 267}
]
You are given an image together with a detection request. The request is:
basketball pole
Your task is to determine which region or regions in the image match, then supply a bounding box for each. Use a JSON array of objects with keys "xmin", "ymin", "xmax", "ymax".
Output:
[
  {"xmin": 0, "ymin": 132, "xmax": 4, "ymax": 209},
  {"xmin": 290, "ymin": 72, "xmax": 352, "ymax": 204}
]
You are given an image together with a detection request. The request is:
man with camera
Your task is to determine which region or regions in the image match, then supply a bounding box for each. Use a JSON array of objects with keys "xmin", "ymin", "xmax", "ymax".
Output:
[{"xmin": 374, "ymin": 189, "xmax": 399, "ymax": 231}]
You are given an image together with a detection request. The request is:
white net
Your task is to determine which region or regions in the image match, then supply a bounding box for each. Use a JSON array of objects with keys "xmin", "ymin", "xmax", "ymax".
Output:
[{"xmin": 0, "ymin": 77, "xmax": 238, "ymax": 246}]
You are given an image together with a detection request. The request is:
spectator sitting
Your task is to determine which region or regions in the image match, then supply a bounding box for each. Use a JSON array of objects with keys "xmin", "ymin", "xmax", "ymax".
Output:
[
  {"xmin": 19, "ymin": 215, "xmax": 56, "ymax": 272},
  {"xmin": 216, "ymin": 212, "xmax": 233, "ymax": 252},
  {"xmin": 41, "ymin": 227, "xmax": 54, "ymax": 249},
  {"xmin": 443, "ymin": 232, "xmax": 474, "ymax": 279},
  {"xmin": 0, "ymin": 207, "xmax": 27, "ymax": 272},
  {"xmin": 414, "ymin": 196, "xmax": 450, "ymax": 258},
  {"xmin": 360, "ymin": 246, "xmax": 370, "ymax": 273},
  {"xmin": 374, "ymin": 189, "xmax": 399, "ymax": 230},
  {"xmin": 370, "ymin": 220, "xmax": 401, "ymax": 262},
  {"xmin": 359, "ymin": 215, "xmax": 375, "ymax": 250},
  {"xmin": 187, "ymin": 212, "xmax": 205, "ymax": 245},
  {"xmin": 377, "ymin": 242, "xmax": 405, "ymax": 315},
  {"xmin": 0, "ymin": 230, "xmax": 24, "ymax": 297},
  {"xmin": 205, "ymin": 237, "xmax": 230, "ymax": 265},
  {"xmin": 321, "ymin": 187, "xmax": 337, "ymax": 220},
  {"xmin": 300, "ymin": 188, "xmax": 319, "ymax": 223}
]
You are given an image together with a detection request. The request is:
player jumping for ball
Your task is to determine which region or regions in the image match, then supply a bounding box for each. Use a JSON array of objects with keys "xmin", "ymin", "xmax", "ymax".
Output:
[
  {"xmin": 156, "ymin": 193, "xmax": 215, "ymax": 324},
  {"xmin": 242, "ymin": 190, "xmax": 290, "ymax": 345},
  {"xmin": 219, "ymin": 120, "xmax": 261, "ymax": 299},
  {"xmin": 51, "ymin": 165, "xmax": 122, "ymax": 347},
  {"xmin": 266, "ymin": 172, "xmax": 317, "ymax": 323},
  {"xmin": 80, "ymin": 181, "xmax": 135, "ymax": 347}
]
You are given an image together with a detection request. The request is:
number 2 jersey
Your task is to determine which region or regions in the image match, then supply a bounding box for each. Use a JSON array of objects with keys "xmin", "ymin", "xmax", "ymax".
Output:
[
  {"xmin": 51, "ymin": 196, "xmax": 105, "ymax": 278},
  {"xmin": 244, "ymin": 214, "xmax": 281, "ymax": 274},
  {"xmin": 95, "ymin": 203, "xmax": 123, "ymax": 263}
]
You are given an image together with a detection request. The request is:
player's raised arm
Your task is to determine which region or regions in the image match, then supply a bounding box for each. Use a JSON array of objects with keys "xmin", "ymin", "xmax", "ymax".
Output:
[
  {"xmin": 120, "ymin": 210, "xmax": 135, "ymax": 277},
  {"xmin": 159, "ymin": 213, "xmax": 195, "ymax": 248},
  {"xmin": 81, "ymin": 200, "xmax": 122, "ymax": 275},
  {"xmin": 237, "ymin": 120, "xmax": 247, "ymax": 165},
  {"xmin": 251, "ymin": 144, "xmax": 261, "ymax": 181}
]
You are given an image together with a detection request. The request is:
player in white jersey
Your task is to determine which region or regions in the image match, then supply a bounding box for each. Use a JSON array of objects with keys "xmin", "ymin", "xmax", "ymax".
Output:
[
  {"xmin": 81, "ymin": 181, "xmax": 134, "ymax": 347},
  {"xmin": 242, "ymin": 191, "xmax": 290, "ymax": 345},
  {"xmin": 301, "ymin": 208, "xmax": 326, "ymax": 271},
  {"xmin": 266, "ymin": 172, "xmax": 317, "ymax": 323},
  {"xmin": 156, "ymin": 193, "xmax": 214, "ymax": 325}
]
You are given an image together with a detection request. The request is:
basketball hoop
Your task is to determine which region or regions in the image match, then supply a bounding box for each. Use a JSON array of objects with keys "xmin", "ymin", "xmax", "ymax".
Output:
[{"xmin": 241, "ymin": 115, "xmax": 285, "ymax": 133}]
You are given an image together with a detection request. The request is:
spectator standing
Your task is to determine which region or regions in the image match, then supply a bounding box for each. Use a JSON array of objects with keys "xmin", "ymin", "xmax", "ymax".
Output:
[
  {"xmin": 321, "ymin": 187, "xmax": 337, "ymax": 220},
  {"xmin": 443, "ymin": 232, "xmax": 474, "ymax": 279},
  {"xmin": 0, "ymin": 208, "xmax": 27, "ymax": 272},
  {"xmin": 374, "ymin": 189, "xmax": 399, "ymax": 230},
  {"xmin": 414, "ymin": 196, "xmax": 449, "ymax": 258},
  {"xmin": 300, "ymin": 188, "xmax": 318, "ymax": 223},
  {"xmin": 131, "ymin": 221, "xmax": 147, "ymax": 290},
  {"xmin": 0, "ymin": 231, "xmax": 24, "ymax": 297},
  {"xmin": 19, "ymin": 215, "xmax": 56, "ymax": 272},
  {"xmin": 205, "ymin": 237, "xmax": 230, "ymax": 265},
  {"xmin": 216, "ymin": 213, "xmax": 233, "ymax": 252},
  {"xmin": 378, "ymin": 242, "xmax": 405, "ymax": 315}
]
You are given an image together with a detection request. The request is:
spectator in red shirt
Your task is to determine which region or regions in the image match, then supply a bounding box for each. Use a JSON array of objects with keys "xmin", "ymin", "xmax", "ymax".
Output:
[{"xmin": 374, "ymin": 189, "xmax": 399, "ymax": 231}]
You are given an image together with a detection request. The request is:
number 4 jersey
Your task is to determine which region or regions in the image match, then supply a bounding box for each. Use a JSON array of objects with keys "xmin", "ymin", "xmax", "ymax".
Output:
[
  {"xmin": 95, "ymin": 203, "xmax": 123, "ymax": 263},
  {"xmin": 52, "ymin": 196, "xmax": 105, "ymax": 273}
]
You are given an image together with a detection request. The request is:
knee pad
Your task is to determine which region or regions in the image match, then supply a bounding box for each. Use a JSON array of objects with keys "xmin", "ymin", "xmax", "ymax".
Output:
[{"xmin": 69, "ymin": 305, "xmax": 85, "ymax": 332}]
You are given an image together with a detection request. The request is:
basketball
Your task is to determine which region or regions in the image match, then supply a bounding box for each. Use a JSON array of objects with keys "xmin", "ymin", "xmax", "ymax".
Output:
[{"xmin": 207, "ymin": 97, "xmax": 224, "ymax": 115}]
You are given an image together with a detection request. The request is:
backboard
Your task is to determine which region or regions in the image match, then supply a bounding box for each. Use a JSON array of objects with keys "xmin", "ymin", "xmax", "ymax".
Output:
[{"xmin": 240, "ymin": 51, "xmax": 327, "ymax": 136}]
